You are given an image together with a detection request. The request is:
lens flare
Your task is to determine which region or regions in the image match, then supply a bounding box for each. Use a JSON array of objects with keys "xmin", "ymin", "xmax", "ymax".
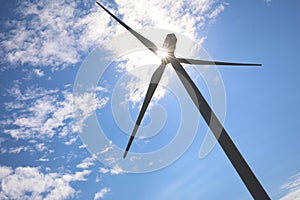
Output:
[{"xmin": 156, "ymin": 49, "xmax": 169, "ymax": 59}]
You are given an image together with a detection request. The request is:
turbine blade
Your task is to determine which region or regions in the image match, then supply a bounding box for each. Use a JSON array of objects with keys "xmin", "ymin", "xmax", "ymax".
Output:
[
  {"xmin": 177, "ymin": 58, "xmax": 261, "ymax": 66},
  {"xmin": 123, "ymin": 63, "xmax": 166, "ymax": 158},
  {"xmin": 168, "ymin": 57, "xmax": 270, "ymax": 200},
  {"xmin": 96, "ymin": 2, "xmax": 159, "ymax": 55}
]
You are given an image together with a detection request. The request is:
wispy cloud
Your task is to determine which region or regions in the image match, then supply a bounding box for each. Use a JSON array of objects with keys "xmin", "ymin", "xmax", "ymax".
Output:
[
  {"xmin": 208, "ymin": 3, "xmax": 227, "ymax": 21},
  {"xmin": 76, "ymin": 157, "xmax": 96, "ymax": 169},
  {"xmin": 2, "ymin": 85, "xmax": 73, "ymax": 139},
  {"xmin": 0, "ymin": 0, "xmax": 111, "ymax": 70},
  {"xmin": 0, "ymin": 141, "xmax": 49, "ymax": 155},
  {"xmin": 99, "ymin": 165, "xmax": 125, "ymax": 175},
  {"xmin": 94, "ymin": 187, "xmax": 111, "ymax": 200},
  {"xmin": 33, "ymin": 69, "xmax": 45, "ymax": 77},
  {"xmin": 0, "ymin": 0, "xmax": 226, "ymax": 70},
  {"xmin": 73, "ymin": 87, "xmax": 109, "ymax": 133},
  {"xmin": 115, "ymin": 0, "xmax": 225, "ymax": 39},
  {"xmin": 0, "ymin": 165, "xmax": 91, "ymax": 200},
  {"xmin": 1, "ymin": 83, "xmax": 108, "ymax": 141},
  {"xmin": 110, "ymin": 165, "xmax": 125, "ymax": 175},
  {"xmin": 280, "ymin": 172, "xmax": 300, "ymax": 200},
  {"xmin": 7, "ymin": 146, "xmax": 30, "ymax": 154}
]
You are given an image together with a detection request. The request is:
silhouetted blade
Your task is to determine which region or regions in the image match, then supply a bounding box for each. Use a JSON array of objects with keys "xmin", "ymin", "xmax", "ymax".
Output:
[
  {"xmin": 177, "ymin": 58, "xmax": 261, "ymax": 66},
  {"xmin": 123, "ymin": 63, "xmax": 166, "ymax": 158},
  {"xmin": 168, "ymin": 56, "xmax": 270, "ymax": 200},
  {"xmin": 96, "ymin": 2, "xmax": 159, "ymax": 55}
]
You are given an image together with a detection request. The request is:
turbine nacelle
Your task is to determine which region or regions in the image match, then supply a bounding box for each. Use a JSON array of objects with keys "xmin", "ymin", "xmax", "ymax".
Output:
[
  {"xmin": 156, "ymin": 33, "xmax": 177, "ymax": 63},
  {"xmin": 163, "ymin": 33, "xmax": 177, "ymax": 55}
]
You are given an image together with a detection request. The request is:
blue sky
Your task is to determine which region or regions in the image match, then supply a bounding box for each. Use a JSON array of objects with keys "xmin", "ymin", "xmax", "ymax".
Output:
[{"xmin": 1, "ymin": 0, "xmax": 300, "ymax": 199}]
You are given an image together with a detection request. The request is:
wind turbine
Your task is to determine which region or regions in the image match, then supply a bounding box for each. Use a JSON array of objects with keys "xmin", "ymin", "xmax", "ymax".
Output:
[{"xmin": 96, "ymin": 2, "xmax": 270, "ymax": 199}]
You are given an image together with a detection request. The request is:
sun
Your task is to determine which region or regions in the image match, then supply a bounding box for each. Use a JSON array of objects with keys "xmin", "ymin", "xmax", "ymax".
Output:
[{"xmin": 156, "ymin": 49, "xmax": 169, "ymax": 59}]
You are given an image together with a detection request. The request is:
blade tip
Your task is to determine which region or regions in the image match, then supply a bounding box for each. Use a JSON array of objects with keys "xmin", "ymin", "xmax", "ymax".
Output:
[
  {"xmin": 123, "ymin": 151, "xmax": 128, "ymax": 159},
  {"xmin": 96, "ymin": 1, "xmax": 102, "ymax": 7}
]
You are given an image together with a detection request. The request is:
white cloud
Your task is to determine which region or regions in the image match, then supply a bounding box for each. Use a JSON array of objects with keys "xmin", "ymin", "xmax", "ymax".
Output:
[
  {"xmin": 37, "ymin": 158, "xmax": 49, "ymax": 162},
  {"xmin": 0, "ymin": 143, "xmax": 48, "ymax": 154},
  {"xmin": 1, "ymin": 84, "xmax": 108, "ymax": 140},
  {"xmin": 35, "ymin": 143, "xmax": 47, "ymax": 152},
  {"xmin": 99, "ymin": 167, "xmax": 110, "ymax": 174},
  {"xmin": 95, "ymin": 175, "xmax": 101, "ymax": 183},
  {"xmin": 0, "ymin": 0, "xmax": 226, "ymax": 70},
  {"xmin": 79, "ymin": 144, "xmax": 88, "ymax": 149},
  {"xmin": 73, "ymin": 90, "xmax": 109, "ymax": 133},
  {"xmin": 0, "ymin": 166, "xmax": 12, "ymax": 179},
  {"xmin": 1, "ymin": 0, "xmax": 93, "ymax": 69},
  {"xmin": 99, "ymin": 165, "xmax": 125, "ymax": 175},
  {"xmin": 7, "ymin": 146, "xmax": 30, "ymax": 154},
  {"xmin": 33, "ymin": 69, "xmax": 45, "ymax": 77},
  {"xmin": 0, "ymin": 0, "xmax": 112, "ymax": 70},
  {"xmin": 95, "ymin": 141, "xmax": 114, "ymax": 155},
  {"xmin": 0, "ymin": 165, "xmax": 91, "ymax": 200},
  {"xmin": 5, "ymin": 82, "xmax": 58, "ymax": 102},
  {"xmin": 94, "ymin": 187, "xmax": 111, "ymax": 200},
  {"xmin": 62, "ymin": 170, "xmax": 91, "ymax": 182},
  {"xmin": 64, "ymin": 136, "xmax": 78, "ymax": 145},
  {"xmin": 115, "ymin": 0, "xmax": 222, "ymax": 39},
  {"xmin": 280, "ymin": 172, "xmax": 300, "ymax": 200},
  {"xmin": 2, "ymin": 86, "xmax": 72, "ymax": 139},
  {"xmin": 110, "ymin": 165, "xmax": 125, "ymax": 175},
  {"xmin": 208, "ymin": 3, "xmax": 226, "ymax": 20},
  {"xmin": 76, "ymin": 157, "xmax": 96, "ymax": 169},
  {"xmin": 280, "ymin": 190, "xmax": 300, "ymax": 200}
]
